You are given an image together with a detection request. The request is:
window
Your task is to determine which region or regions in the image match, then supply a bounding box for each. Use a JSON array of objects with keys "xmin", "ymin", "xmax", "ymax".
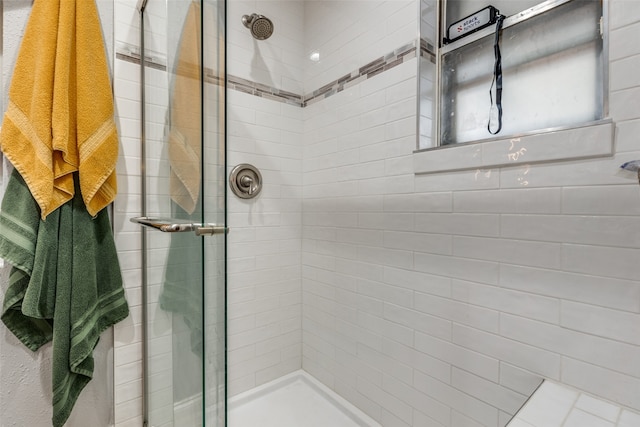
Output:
[{"xmin": 417, "ymin": 0, "xmax": 608, "ymax": 152}]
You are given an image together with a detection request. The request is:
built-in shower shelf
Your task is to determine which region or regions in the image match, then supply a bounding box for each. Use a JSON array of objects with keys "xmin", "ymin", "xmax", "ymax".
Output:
[{"xmin": 508, "ymin": 380, "xmax": 640, "ymax": 427}]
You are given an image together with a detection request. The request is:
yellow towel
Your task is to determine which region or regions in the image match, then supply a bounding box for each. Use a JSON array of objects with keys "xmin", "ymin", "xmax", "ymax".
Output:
[
  {"xmin": 0, "ymin": 0, "xmax": 118, "ymax": 219},
  {"xmin": 169, "ymin": 1, "xmax": 202, "ymax": 214}
]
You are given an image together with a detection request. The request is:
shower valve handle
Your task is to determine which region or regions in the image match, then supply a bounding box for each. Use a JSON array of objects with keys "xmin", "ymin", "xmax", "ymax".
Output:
[
  {"xmin": 229, "ymin": 163, "xmax": 262, "ymax": 199},
  {"xmin": 239, "ymin": 175, "xmax": 255, "ymax": 194}
]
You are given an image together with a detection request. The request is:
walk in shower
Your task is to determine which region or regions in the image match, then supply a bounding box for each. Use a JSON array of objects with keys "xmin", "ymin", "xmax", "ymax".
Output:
[{"xmin": 129, "ymin": 0, "xmax": 640, "ymax": 426}]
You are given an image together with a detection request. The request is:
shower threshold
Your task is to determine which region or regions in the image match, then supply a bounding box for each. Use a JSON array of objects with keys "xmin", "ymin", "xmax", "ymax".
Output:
[{"xmin": 227, "ymin": 370, "xmax": 381, "ymax": 427}]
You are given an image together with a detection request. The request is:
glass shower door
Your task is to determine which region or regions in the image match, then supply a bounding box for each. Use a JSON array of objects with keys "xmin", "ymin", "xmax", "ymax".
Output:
[{"xmin": 135, "ymin": 0, "xmax": 226, "ymax": 426}]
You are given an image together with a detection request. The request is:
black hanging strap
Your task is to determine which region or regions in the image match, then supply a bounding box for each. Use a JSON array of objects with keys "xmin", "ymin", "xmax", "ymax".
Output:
[{"xmin": 488, "ymin": 14, "xmax": 505, "ymax": 135}]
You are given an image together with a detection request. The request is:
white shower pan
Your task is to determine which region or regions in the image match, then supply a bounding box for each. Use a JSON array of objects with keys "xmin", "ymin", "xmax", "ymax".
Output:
[{"xmin": 227, "ymin": 371, "xmax": 382, "ymax": 427}]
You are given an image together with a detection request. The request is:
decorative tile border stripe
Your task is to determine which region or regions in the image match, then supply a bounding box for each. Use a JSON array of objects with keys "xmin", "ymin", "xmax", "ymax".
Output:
[
  {"xmin": 116, "ymin": 49, "xmax": 225, "ymax": 86},
  {"xmin": 204, "ymin": 69, "xmax": 225, "ymax": 88},
  {"xmin": 420, "ymin": 38, "xmax": 436, "ymax": 63},
  {"xmin": 302, "ymin": 40, "xmax": 417, "ymax": 107},
  {"xmin": 116, "ymin": 40, "xmax": 420, "ymax": 108},
  {"xmin": 228, "ymin": 76, "xmax": 303, "ymax": 107},
  {"xmin": 116, "ymin": 52, "xmax": 167, "ymax": 71},
  {"xmin": 116, "ymin": 43, "xmax": 167, "ymax": 71}
]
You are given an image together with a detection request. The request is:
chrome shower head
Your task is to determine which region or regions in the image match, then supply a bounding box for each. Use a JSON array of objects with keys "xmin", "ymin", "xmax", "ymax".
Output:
[{"xmin": 242, "ymin": 13, "xmax": 274, "ymax": 40}]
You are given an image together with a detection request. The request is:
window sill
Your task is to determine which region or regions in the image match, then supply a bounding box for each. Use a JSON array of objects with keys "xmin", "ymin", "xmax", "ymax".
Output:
[{"xmin": 413, "ymin": 120, "xmax": 615, "ymax": 175}]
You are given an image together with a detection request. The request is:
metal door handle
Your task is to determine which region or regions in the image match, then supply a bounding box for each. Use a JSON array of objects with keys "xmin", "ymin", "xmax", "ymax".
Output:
[
  {"xmin": 194, "ymin": 225, "xmax": 228, "ymax": 236},
  {"xmin": 130, "ymin": 216, "xmax": 229, "ymax": 236}
]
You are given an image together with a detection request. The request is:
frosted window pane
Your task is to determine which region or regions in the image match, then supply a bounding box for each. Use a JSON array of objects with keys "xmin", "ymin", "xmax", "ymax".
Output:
[{"xmin": 440, "ymin": 0, "xmax": 603, "ymax": 145}]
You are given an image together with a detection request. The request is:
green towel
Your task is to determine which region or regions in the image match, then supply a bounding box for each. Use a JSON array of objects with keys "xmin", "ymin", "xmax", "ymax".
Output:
[
  {"xmin": 159, "ymin": 202, "xmax": 203, "ymax": 355},
  {"xmin": 0, "ymin": 169, "xmax": 129, "ymax": 427}
]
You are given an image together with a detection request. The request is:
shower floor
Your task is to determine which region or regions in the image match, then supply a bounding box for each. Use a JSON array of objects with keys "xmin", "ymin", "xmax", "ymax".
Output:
[{"xmin": 227, "ymin": 371, "xmax": 381, "ymax": 427}]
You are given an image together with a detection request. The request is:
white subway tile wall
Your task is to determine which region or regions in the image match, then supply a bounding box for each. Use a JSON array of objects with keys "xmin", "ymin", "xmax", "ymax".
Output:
[
  {"xmin": 300, "ymin": 1, "xmax": 640, "ymax": 427},
  {"xmin": 227, "ymin": 0, "xmax": 305, "ymax": 94},
  {"xmin": 109, "ymin": 1, "xmax": 640, "ymax": 427},
  {"xmin": 226, "ymin": 86, "xmax": 304, "ymax": 396}
]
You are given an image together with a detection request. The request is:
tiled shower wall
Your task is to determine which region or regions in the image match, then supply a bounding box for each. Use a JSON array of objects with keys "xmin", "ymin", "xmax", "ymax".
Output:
[
  {"xmin": 226, "ymin": 89, "xmax": 305, "ymax": 396},
  {"xmin": 225, "ymin": 0, "xmax": 422, "ymax": 400},
  {"xmin": 226, "ymin": 0, "xmax": 305, "ymax": 397},
  {"xmin": 301, "ymin": 2, "xmax": 640, "ymax": 427}
]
